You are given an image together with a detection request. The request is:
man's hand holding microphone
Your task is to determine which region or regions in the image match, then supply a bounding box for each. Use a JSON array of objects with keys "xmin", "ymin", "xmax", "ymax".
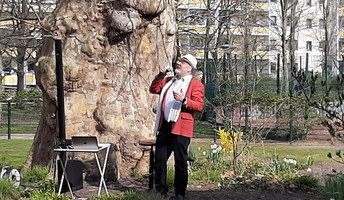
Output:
[{"xmin": 156, "ymin": 67, "xmax": 173, "ymax": 78}]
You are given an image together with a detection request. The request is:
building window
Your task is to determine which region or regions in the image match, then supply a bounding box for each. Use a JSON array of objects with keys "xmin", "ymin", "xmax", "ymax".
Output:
[
  {"xmin": 270, "ymin": 62, "xmax": 276, "ymax": 71},
  {"xmin": 270, "ymin": 16, "xmax": 277, "ymax": 25},
  {"xmin": 306, "ymin": 41, "xmax": 312, "ymax": 51},
  {"xmin": 339, "ymin": 41, "xmax": 344, "ymax": 52},
  {"xmin": 287, "ymin": 16, "xmax": 291, "ymax": 26},
  {"xmin": 319, "ymin": 19, "xmax": 325, "ymax": 29},
  {"xmin": 190, "ymin": 37, "xmax": 203, "ymax": 49},
  {"xmin": 292, "ymin": 40, "xmax": 298, "ymax": 50},
  {"xmin": 190, "ymin": 9, "xmax": 206, "ymax": 25},
  {"xmin": 306, "ymin": 19, "xmax": 312, "ymax": 28},
  {"xmin": 270, "ymin": 39, "xmax": 277, "ymax": 50},
  {"xmin": 319, "ymin": 41, "xmax": 325, "ymax": 50},
  {"xmin": 307, "ymin": 0, "xmax": 311, "ymax": 6},
  {"xmin": 340, "ymin": 17, "xmax": 344, "ymax": 29}
]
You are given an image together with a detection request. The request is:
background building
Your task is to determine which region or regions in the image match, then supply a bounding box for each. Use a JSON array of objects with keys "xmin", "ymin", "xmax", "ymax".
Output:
[{"xmin": 176, "ymin": 0, "xmax": 344, "ymax": 87}]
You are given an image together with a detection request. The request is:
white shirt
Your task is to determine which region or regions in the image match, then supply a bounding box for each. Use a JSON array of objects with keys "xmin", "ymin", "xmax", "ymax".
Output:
[{"xmin": 163, "ymin": 75, "xmax": 192, "ymax": 121}]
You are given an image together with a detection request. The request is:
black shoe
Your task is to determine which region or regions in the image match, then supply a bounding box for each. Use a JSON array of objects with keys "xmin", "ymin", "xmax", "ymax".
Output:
[
  {"xmin": 169, "ymin": 194, "xmax": 184, "ymax": 200},
  {"xmin": 155, "ymin": 187, "xmax": 168, "ymax": 198}
]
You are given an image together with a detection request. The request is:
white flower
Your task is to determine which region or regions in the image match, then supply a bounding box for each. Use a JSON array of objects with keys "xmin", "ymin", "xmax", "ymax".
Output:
[
  {"xmin": 216, "ymin": 146, "xmax": 222, "ymax": 151},
  {"xmin": 307, "ymin": 168, "xmax": 312, "ymax": 172},
  {"xmin": 198, "ymin": 147, "xmax": 201, "ymax": 151},
  {"xmin": 283, "ymin": 158, "xmax": 297, "ymax": 165},
  {"xmin": 210, "ymin": 144, "xmax": 218, "ymax": 149},
  {"xmin": 202, "ymin": 151, "xmax": 207, "ymax": 155},
  {"xmin": 212, "ymin": 150, "xmax": 217, "ymax": 154}
]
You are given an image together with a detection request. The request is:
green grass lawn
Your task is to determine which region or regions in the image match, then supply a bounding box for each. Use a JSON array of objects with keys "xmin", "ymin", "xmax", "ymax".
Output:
[
  {"xmin": 0, "ymin": 137, "xmax": 336, "ymax": 171},
  {"xmin": 247, "ymin": 146, "xmax": 334, "ymax": 164},
  {"xmin": 190, "ymin": 141, "xmax": 336, "ymax": 164},
  {"xmin": 0, "ymin": 140, "xmax": 33, "ymax": 169},
  {"xmin": 0, "ymin": 123, "xmax": 38, "ymax": 134}
]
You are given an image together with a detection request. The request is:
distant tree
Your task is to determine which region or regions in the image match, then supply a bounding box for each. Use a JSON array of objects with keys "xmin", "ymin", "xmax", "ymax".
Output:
[
  {"xmin": 292, "ymin": 69, "xmax": 344, "ymax": 143},
  {"xmin": 269, "ymin": 0, "xmax": 309, "ymax": 93},
  {"xmin": 317, "ymin": 0, "xmax": 338, "ymax": 87},
  {"xmin": 0, "ymin": 0, "xmax": 56, "ymax": 92}
]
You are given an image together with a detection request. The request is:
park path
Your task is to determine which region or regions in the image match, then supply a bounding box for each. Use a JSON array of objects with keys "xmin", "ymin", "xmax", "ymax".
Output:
[{"xmin": 0, "ymin": 133, "xmax": 34, "ymax": 140}]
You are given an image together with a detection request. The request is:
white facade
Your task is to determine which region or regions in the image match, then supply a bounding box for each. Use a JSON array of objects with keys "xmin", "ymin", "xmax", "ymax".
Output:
[
  {"xmin": 177, "ymin": 0, "xmax": 344, "ymax": 76},
  {"xmin": 269, "ymin": 0, "xmax": 341, "ymax": 74}
]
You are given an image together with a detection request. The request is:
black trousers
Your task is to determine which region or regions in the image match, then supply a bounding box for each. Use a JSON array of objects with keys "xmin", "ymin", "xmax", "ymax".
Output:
[{"xmin": 155, "ymin": 120, "xmax": 190, "ymax": 197}]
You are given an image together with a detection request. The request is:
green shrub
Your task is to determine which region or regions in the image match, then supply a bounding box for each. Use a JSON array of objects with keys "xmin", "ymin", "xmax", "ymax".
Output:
[
  {"xmin": 21, "ymin": 165, "xmax": 50, "ymax": 187},
  {"xmin": 27, "ymin": 181, "xmax": 69, "ymax": 200},
  {"xmin": 89, "ymin": 190, "xmax": 165, "ymax": 200},
  {"xmin": 15, "ymin": 89, "xmax": 42, "ymax": 100},
  {"xmin": 306, "ymin": 156, "xmax": 314, "ymax": 166},
  {"xmin": 325, "ymin": 173, "xmax": 344, "ymax": 200},
  {"xmin": 167, "ymin": 166, "xmax": 175, "ymax": 188},
  {"xmin": 189, "ymin": 164, "xmax": 222, "ymax": 184},
  {"xmin": 281, "ymin": 174, "xmax": 319, "ymax": 189},
  {"xmin": 0, "ymin": 178, "xmax": 20, "ymax": 200},
  {"xmin": 269, "ymin": 154, "xmax": 297, "ymax": 175},
  {"xmin": 292, "ymin": 174, "xmax": 319, "ymax": 188},
  {"xmin": 132, "ymin": 168, "xmax": 147, "ymax": 184},
  {"xmin": 243, "ymin": 161, "xmax": 267, "ymax": 177}
]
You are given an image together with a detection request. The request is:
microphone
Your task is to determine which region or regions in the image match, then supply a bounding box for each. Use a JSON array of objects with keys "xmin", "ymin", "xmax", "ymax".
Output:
[
  {"xmin": 163, "ymin": 67, "xmax": 173, "ymax": 74},
  {"xmin": 156, "ymin": 67, "xmax": 174, "ymax": 78}
]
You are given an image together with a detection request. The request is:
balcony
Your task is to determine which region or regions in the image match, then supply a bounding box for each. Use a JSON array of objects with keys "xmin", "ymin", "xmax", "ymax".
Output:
[
  {"xmin": 177, "ymin": 0, "xmax": 207, "ymax": 9},
  {"xmin": 180, "ymin": 49, "xmax": 269, "ymax": 60},
  {"xmin": 177, "ymin": 0, "xmax": 268, "ymax": 11},
  {"xmin": 178, "ymin": 24, "xmax": 269, "ymax": 36}
]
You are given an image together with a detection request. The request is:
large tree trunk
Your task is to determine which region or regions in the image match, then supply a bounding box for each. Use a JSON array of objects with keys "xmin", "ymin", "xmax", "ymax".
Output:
[
  {"xmin": 16, "ymin": 47, "xmax": 26, "ymax": 92},
  {"xmin": 25, "ymin": 0, "xmax": 176, "ymax": 182},
  {"xmin": 16, "ymin": 0, "xmax": 29, "ymax": 92}
]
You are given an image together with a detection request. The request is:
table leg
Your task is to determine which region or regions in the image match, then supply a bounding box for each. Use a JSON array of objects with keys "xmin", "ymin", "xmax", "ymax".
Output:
[
  {"xmin": 95, "ymin": 146, "xmax": 110, "ymax": 196},
  {"xmin": 57, "ymin": 157, "xmax": 74, "ymax": 199}
]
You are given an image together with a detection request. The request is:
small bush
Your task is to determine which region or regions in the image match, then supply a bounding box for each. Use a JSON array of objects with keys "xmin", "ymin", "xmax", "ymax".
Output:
[
  {"xmin": 325, "ymin": 173, "xmax": 344, "ymax": 200},
  {"xmin": 22, "ymin": 165, "xmax": 49, "ymax": 182},
  {"xmin": 0, "ymin": 178, "xmax": 20, "ymax": 200},
  {"xmin": 21, "ymin": 165, "xmax": 50, "ymax": 187},
  {"xmin": 282, "ymin": 174, "xmax": 319, "ymax": 189},
  {"xmin": 27, "ymin": 181, "xmax": 69, "ymax": 200},
  {"xmin": 15, "ymin": 89, "xmax": 42, "ymax": 100},
  {"xmin": 293, "ymin": 174, "xmax": 319, "ymax": 188},
  {"xmin": 89, "ymin": 190, "xmax": 165, "ymax": 200}
]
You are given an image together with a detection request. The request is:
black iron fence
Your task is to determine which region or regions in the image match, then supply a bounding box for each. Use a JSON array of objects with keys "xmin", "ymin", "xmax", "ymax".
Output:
[{"xmin": 0, "ymin": 100, "xmax": 42, "ymax": 139}]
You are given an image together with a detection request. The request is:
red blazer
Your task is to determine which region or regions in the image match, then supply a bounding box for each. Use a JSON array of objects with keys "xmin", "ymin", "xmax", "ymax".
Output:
[{"xmin": 150, "ymin": 76, "xmax": 204, "ymax": 138}]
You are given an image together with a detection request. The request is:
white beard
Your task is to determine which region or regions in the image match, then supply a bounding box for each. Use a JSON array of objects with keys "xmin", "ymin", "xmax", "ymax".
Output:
[{"xmin": 175, "ymin": 68, "xmax": 181, "ymax": 75}]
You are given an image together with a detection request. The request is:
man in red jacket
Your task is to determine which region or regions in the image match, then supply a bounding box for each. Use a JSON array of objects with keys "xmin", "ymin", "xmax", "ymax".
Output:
[{"xmin": 150, "ymin": 54, "xmax": 204, "ymax": 200}]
